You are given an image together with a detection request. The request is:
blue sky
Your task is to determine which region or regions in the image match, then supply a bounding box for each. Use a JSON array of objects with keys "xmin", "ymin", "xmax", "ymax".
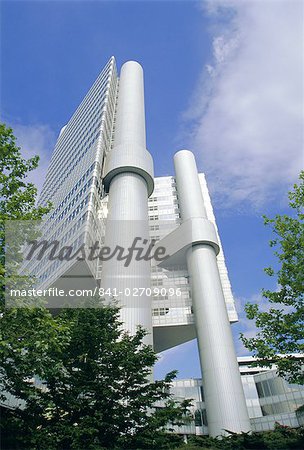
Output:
[{"xmin": 1, "ymin": 0, "xmax": 303, "ymax": 379}]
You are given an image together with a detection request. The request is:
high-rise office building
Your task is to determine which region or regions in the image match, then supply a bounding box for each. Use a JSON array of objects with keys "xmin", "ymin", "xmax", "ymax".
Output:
[
  {"xmin": 23, "ymin": 57, "xmax": 118, "ymax": 293},
  {"xmin": 24, "ymin": 57, "xmax": 251, "ymax": 436}
]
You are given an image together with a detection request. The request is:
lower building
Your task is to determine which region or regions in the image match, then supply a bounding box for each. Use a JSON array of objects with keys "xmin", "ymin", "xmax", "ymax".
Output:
[{"xmin": 168, "ymin": 356, "xmax": 304, "ymax": 436}]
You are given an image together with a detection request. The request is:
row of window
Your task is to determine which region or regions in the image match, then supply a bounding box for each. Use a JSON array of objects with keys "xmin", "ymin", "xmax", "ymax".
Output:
[
  {"xmin": 30, "ymin": 212, "xmax": 92, "ymax": 276},
  {"xmin": 149, "ymin": 224, "xmax": 159, "ymax": 231},
  {"xmin": 148, "ymin": 194, "xmax": 178, "ymax": 202},
  {"xmin": 39, "ymin": 230, "xmax": 86, "ymax": 282},
  {"xmin": 37, "ymin": 206, "xmax": 102, "ymax": 279},
  {"xmin": 47, "ymin": 100, "xmax": 105, "ymax": 182},
  {"xmin": 40, "ymin": 64, "xmax": 116, "ymax": 203},
  {"xmin": 44, "ymin": 75, "xmax": 117, "ymax": 207},
  {"xmin": 42, "ymin": 130, "xmax": 101, "ymax": 203},
  {"xmin": 49, "ymin": 64, "xmax": 113, "ymax": 167},
  {"xmin": 261, "ymin": 399, "xmax": 302, "ymax": 416},
  {"xmin": 256, "ymin": 378, "xmax": 287, "ymax": 398},
  {"xmin": 152, "ymin": 307, "xmax": 169, "ymax": 316}
]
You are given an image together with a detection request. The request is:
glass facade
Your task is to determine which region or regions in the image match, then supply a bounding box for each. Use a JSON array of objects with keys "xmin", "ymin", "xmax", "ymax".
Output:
[
  {"xmin": 168, "ymin": 357, "xmax": 304, "ymax": 435},
  {"xmin": 23, "ymin": 57, "xmax": 118, "ymax": 289},
  {"xmin": 255, "ymin": 370, "xmax": 304, "ymax": 418}
]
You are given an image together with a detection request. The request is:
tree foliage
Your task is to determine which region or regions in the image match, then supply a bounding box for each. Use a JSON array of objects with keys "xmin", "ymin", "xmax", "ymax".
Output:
[
  {"xmin": 241, "ymin": 172, "xmax": 304, "ymax": 384},
  {"xmin": 0, "ymin": 123, "xmax": 62, "ymax": 416},
  {"xmin": 0, "ymin": 122, "xmax": 52, "ymax": 303},
  {"xmin": 179, "ymin": 423, "xmax": 304, "ymax": 450},
  {"xmin": 0, "ymin": 123, "xmax": 51, "ymax": 222},
  {"xmin": 1, "ymin": 302, "xmax": 191, "ymax": 449}
]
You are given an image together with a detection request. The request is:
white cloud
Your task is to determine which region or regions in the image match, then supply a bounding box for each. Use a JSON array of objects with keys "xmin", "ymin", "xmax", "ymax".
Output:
[
  {"xmin": 11, "ymin": 123, "xmax": 56, "ymax": 194},
  {"xmin": 185, "ymin": 0, "xmax": 303, "ymax": 209},
  {"xmin": 156, "ymin": 342, "xmax": 186, "ymax": 362}
]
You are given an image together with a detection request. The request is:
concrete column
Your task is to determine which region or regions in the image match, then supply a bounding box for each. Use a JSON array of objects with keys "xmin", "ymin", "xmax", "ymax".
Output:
[
  {"xmin": 174, "ymin": 150, "xmax": 251, "ymax": 437},
  {"xmin": 102, "ymin": 61, "xmax": 154, "ymax": 346}
]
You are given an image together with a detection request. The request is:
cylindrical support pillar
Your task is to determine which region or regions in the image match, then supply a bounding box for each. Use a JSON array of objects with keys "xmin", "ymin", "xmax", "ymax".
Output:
[
  {"xmin": 113, "ymin": 61, "xmax": 146, "ymax": 148},
  {"xmin": 102, "ymin": 61, "xmax": 154, "ymax": 345},
  {"xmin": 174, "ymin": 150, "xmax": 251, "ymax": 437}
]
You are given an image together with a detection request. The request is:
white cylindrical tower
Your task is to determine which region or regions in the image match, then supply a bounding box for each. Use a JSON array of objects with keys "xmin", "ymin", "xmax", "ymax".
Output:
[
  {"xmin": 174, "ymin": 150, "xmax": 251, "ymax": 437},
  {"xmin": 102, "ymin": 61, "xmax": 154, "ymax": 345}
]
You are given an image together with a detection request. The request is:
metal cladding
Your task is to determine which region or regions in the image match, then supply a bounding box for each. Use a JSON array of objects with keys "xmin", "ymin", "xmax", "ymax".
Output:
[
  {"xmin": 101, "ymin": 61, "xmax": 153, "ymax": 345},
  {"xmin": 154, "ymin": 217, "xmax": 220, "ymax": 269},
  {"xmin": 103, "ymin": 61, "xmax": 154, "ymax": 196},
  {"xmin": 173, "ymin": 150, "xmax": 251, "ymax": 437}
]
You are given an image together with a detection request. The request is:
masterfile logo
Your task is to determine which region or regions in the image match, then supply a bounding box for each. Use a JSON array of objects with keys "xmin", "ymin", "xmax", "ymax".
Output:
[
  {"xmin": 25, "ymin": 237, "xmax": 169, "ymax": 267},
  {"xmin": 4, "ymin": 218, "xmax": 172, "ymax": 308}
]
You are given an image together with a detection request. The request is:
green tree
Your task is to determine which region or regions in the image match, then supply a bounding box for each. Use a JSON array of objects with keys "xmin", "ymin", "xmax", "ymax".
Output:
[
  {"xmin": 0, "ymin": 122, "xmax": 62, "ymax": 405},
  {"xmin": 180, "ymin": 423, "xmax": 304, "ymax": 449},
  {"xmin": 0, "ymin": 123, "xmax": 51, "ymax": 222},
  {"xmin": 0, "ymin": 122, "xmax": 52, "ymax": 302},
  {"xmin": 241, "ymin": 172, "xmax": 304, "ymax": 384},
  {"xmin": 1, "ymin": 301, "xmax": 190, "ymax": 449},
  {"xmin": 0, "ymin": 122, "xmax": 71, "ymax": 447}
]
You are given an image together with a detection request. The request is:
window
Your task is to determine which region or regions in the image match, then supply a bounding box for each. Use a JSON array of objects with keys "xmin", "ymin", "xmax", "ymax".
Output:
[{"xmin": 256, "ymin": 382, "xmax": 264, "ymax": 398}]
